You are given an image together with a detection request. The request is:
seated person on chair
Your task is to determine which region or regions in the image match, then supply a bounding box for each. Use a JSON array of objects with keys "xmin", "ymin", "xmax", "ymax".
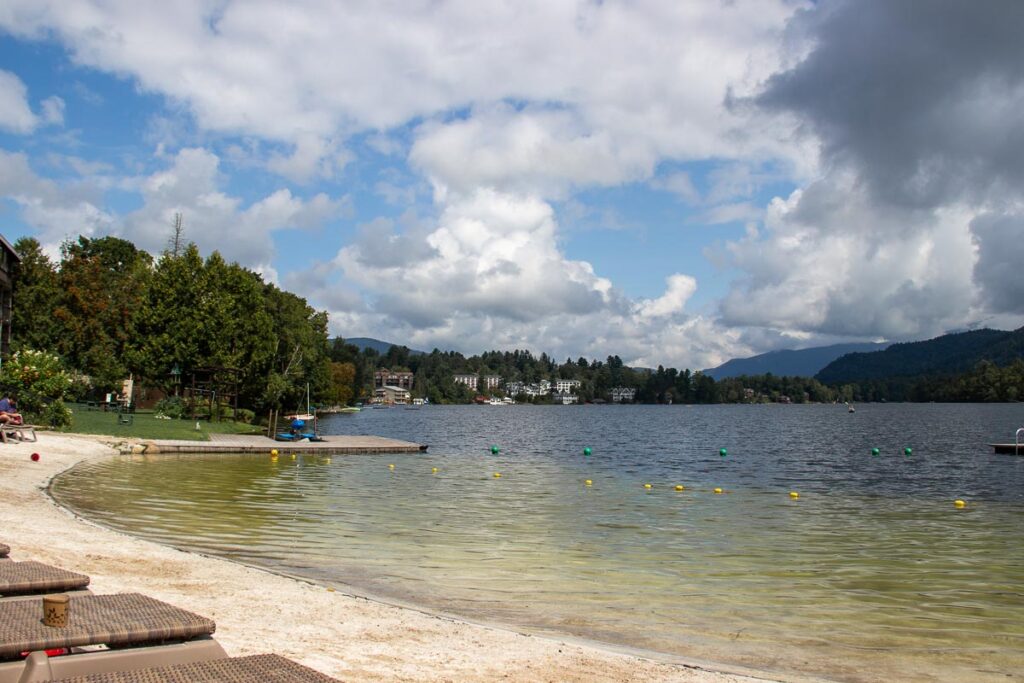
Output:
[{"xmin": 0, "ymin": 395, "xmax": 24, "ymax": 425}]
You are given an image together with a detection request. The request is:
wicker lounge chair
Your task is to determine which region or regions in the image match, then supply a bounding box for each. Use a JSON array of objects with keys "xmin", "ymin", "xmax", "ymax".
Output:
[
  {"xmin": 0, "ymin": 593, "xmax": 226, "ymax": 683},
  {"xmin": 0, "ymin": 562, "xmax": 90, "ymax": 599},
  {"xmin": 46, "ymin": 653, "xmax": 341, "ymax": 682}
]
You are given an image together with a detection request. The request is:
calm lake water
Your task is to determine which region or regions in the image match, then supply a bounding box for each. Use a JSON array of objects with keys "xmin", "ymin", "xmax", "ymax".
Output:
[{"xmin": 52, "ymin": 404, "xmax": 1024, "ymax": 682}]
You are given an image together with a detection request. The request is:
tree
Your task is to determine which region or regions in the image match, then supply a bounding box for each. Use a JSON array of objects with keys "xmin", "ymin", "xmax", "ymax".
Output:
[{"xmin": 11, "ymin": 237, "xmax": 61, "ymax": 353}]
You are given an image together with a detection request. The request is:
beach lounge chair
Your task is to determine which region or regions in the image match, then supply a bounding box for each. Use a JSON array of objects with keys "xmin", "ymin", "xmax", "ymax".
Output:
[
  {"xmin": 0, "ymin": 593, "xmax": 226, "ymax": 683},
  {"xmin": 0, "ymin": 562, "xmax": 90, "ymax": 599},
  {"xmin": 44, "ymin": 653, "xmax": 341, "ymax": 682},
  {"xmin": 0, "ymin": 425, "xmax": 36, "ymax": 444}
]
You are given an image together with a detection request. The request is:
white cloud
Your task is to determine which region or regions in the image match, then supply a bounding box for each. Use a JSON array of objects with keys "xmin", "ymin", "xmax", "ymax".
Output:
[
  {"xmin": 121, "ymin": 147, "xmax": 348, "ymax": 267},
  {"xmin": 40, "ymin": 95, "xmax": 65, "ymax": 126},
  {"xmin": 0, "ymin": 149, "xmax": 112, "ymax": 250},
  {"xmin": 0, "ymin": 69, "xmax": 38, "ymax": 133}
]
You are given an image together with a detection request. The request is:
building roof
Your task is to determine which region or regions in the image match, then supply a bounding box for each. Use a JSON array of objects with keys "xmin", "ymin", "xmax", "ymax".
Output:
[{"xmin": 0, "ymin": 234, "xmax": 20, "ymax": 261}]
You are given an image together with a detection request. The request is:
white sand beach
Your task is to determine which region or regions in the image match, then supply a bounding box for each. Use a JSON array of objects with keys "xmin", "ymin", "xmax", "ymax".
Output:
[{"xmin": 0, "ymin": 433, "xmax": 783, "ymax": 682}]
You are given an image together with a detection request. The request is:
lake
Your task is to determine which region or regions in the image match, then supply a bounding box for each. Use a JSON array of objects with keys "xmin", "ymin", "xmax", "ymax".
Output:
[{"xmin": 51, "ymin": 404, "xmax": 1024, "ymax": 682}]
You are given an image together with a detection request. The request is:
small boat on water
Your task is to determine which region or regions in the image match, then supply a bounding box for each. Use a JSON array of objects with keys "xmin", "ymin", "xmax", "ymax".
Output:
[
  {"xmin": 339, "ymin": 406, "xmax": 361, "ymax": 414},
  {"xmin": 276, "ymin": 385, "xmax": 325, "ymax": 441}
]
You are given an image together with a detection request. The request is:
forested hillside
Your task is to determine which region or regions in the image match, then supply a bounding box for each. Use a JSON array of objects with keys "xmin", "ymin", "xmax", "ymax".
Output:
[{"xmin": 816, "ymin": 328, "xmax": 1024, "ymax": 383}]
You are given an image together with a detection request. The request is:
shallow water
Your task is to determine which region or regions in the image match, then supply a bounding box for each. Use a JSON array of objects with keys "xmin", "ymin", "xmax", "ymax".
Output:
[{"xmin": 52, "ymin": 404, "xmax": 1024, "ymax": 682}]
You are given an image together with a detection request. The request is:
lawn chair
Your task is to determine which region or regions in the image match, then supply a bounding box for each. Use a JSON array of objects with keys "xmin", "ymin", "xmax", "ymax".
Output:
[
  {"xmin": 0, "ymin": 593, "xmax": 226, "ymax": 683},
  {"xmin": 0, "ymin": 425, "xmax": 36, "ymax": 444},
  {"xmin": 0, "ymin": 562, "xmax": 91, "ymax": 600},
  {"xmin": 45, "ymin": 653, "xmax": 341, "ymax": 682}
]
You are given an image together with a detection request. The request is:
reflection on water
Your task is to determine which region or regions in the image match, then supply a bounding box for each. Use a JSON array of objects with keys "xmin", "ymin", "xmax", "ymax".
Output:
[{"xmin": 52, "ymin": 404, "xmax": 1024, "ymax": 682}]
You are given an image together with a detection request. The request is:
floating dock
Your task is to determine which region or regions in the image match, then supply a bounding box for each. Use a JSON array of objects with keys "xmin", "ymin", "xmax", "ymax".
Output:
[
  {"xmin": 143, "ymin": 433, "xmax": 427, "ymax": 455},
  {"xmin": 989, "ymin": 443, "xmax": 1023, "ymax": 455}
]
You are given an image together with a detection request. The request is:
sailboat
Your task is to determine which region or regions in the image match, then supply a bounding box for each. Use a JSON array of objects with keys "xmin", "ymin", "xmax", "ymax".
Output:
[{"xmin": 277, "ymin": 384, "xmax": 324, "ymax": 441}]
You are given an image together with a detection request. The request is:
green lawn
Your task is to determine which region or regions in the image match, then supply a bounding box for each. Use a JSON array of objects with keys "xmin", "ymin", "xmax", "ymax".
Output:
[{"xmin": 59, "ymin": 403, "xmax": 264, "ymax": 440}]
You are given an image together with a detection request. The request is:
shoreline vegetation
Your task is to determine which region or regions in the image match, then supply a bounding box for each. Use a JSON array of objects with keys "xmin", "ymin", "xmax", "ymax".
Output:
[
  {"xmin": 0, "ymin": 432, "xmax": 775, "ymax": 683},
  {"xmin": 9, "ymin": 235, "xmax": 1023, "ymax": 438}
]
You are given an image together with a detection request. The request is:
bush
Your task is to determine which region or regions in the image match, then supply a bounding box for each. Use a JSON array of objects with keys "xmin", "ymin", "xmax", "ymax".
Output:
[
  {"xmin": 0, "ymin": 349, "xmax": 73, "ymax": 426},
  {"xmin": 154, "ymin": 396, "xmax": 186, "ymax": 419},
  {"xmin": 41, "ymin": 399, "xmax": 73, "ymax": 428},
  {"xmin": 235, "ymin": 408, "xmax": 255, "ymax": 424}
]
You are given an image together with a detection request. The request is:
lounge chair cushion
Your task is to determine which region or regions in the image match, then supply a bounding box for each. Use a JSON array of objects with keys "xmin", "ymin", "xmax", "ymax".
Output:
[
  {"xmin": 0, "ymin": 561, "xmax": 90, "ymax": 596},
  {"xmin": 49, "ymin": 654, "xmax": 340, "ymax": 682},
  {"xmin": 0, "ymin": 593, "xmax": 215, "ymax": 658}
]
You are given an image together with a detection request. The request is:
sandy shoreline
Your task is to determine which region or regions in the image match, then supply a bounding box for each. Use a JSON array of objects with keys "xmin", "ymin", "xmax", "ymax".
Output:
[{"xmin": 0, "ymin": 433, "xmax": 786, "ymax": 682}]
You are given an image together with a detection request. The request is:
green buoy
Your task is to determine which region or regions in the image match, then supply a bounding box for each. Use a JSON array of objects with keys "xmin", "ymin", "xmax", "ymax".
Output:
[
  {"xmin": 904, "ymin": 447, "xmax": 912, "ymax": 456},
  {"xmin": 719, "ymin": 448, "xmax": 727, "ymax": 457},
  {"xmin": 583, "ymin": 447, "xmax": 592, "ymax": 456},
  {"xmin": 490, "ymin": 445, "xmax": 500, "ymax": 455},
  {"xmin": 871, "ymin": 447, "xmax": 880, "ymax": 456}
]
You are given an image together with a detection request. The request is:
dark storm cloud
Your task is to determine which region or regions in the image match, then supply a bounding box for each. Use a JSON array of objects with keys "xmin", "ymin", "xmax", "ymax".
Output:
[
  {"xmin": 970, "ymin": 213, "xmax": 1024, "ymax": 315},
  {"xmin": 757, "ymin": 0, "xmax": 1024, "ymax": 210}
]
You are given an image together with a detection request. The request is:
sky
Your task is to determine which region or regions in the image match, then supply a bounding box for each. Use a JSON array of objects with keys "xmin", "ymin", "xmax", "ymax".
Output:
[{"xmin": 1, "ymin": 1, "xmax": 1022, "ymax": 370}]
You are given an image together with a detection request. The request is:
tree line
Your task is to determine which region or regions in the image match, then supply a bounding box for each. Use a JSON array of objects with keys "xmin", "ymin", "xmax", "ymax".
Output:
[
  {"xmin": 10, "ymin": 234, "xmax": 1020, "ymax": 422},
  {"xmin": 12, "ymin": 235, "xmax": 347, "ymax": 419}
]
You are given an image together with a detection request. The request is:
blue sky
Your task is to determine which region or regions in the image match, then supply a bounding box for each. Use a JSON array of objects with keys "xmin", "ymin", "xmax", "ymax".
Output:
[{"xmin": 1, "ymin": 1, "xmax": 1022, "ymax": 369}]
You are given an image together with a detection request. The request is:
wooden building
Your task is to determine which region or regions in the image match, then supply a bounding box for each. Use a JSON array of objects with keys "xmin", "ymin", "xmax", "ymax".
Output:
[{"xmin": 0, "ymin": 235, "xmax": 20, "ymax": 357}]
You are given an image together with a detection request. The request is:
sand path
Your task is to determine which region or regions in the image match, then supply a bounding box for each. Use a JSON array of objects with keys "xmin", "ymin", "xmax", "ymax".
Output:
[{"xmin": 0, "ymin": 433, "xmax": 786, "ymax": 682}]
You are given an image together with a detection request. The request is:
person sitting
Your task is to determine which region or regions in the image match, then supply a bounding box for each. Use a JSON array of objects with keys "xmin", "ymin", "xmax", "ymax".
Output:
[{"xmin": 0, "ymin": 396, "xmax": 24, "ymax": 425}]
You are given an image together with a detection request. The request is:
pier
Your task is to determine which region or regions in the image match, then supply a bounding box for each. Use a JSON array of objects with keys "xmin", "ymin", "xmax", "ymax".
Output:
[
  {"xmin": 142, "ymin": 433, "xmax": 427, "ymax": 455},
  {"xmin": 989, "ymin": 443, "xmax": 1023, "ymax": 455}
]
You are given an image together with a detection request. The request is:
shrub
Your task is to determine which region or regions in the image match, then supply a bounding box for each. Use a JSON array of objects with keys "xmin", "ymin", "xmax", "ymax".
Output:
[
  {"xmin": 154, "ymin": 396, "xmax": 187, "ymax": 419},
  {"xmin": 0, "ymin": 350, "xmax": 73, "ymax": 426}
]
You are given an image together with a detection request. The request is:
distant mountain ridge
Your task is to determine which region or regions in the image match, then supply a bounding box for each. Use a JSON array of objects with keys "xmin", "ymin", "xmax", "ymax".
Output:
[
  {"xmin": 815, "ymin": 327, "xmax": 1024, "ymax": 383},
  {"xmin": 342, "ymin": 337, "xmax": 426, "ymax": 356},
  {"xmin": 705, "ymin": 342, "xmax": 890, "ymax": 379}
]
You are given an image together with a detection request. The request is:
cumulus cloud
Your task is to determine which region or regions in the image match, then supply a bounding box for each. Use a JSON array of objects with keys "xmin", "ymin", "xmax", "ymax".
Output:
[
  {"xmin": 121, "ymin": 147, "xmax": 348, "ymax": 267},
  {"xmin": 970, "ymin": 213, "xmax": 1024, "ymax": 315},
  {"xmin": 0, "ymin": 69, "xmax": 38, "ymax": 133},
  {"xmin": 0, "ymin": 149, "xmax": 113, "ymax": 250},
  {"xmin": 716, "ymin": 0, "xmax": 1024, "ymax": 341}
]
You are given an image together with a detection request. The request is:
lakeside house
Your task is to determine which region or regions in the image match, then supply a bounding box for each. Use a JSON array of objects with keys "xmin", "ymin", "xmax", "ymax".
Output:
[
  {"xmin": 611, "ymin": 387, "xmax": 636, "ymax": 403},
  {"xmin": 374, "ymin": 368, "xmax": 414, "ymax": 390},
  {"xmin": 551, "ymin": 391, "xmax": 579, "ymax": 405},
  {"xmin": 554, "ymin": 379, "xmax": 581, "ymax": 393},
  {"xmin": 482, "ymin": 374, "xmax": 501, "ymax": 390},
  {"xmin": 453, "ymin": 373, "xmax": 478, "ymax": 388},
  {"xmin": 0, "ymin": 234, "xmax": 19, "ymax": 357},
  {"xmin": 374, "ymin": 385, "xmax": 410, "ymax": 404}
]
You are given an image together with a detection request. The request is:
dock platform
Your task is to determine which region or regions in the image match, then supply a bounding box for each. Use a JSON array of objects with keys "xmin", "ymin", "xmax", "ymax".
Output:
[
  {"xmin": 989, "ymin": 443, "xmax": 1023, "ymax": 455},
  {"xmin": 144, "ymin": 433, "xmax": 427, "ymax": 455}
]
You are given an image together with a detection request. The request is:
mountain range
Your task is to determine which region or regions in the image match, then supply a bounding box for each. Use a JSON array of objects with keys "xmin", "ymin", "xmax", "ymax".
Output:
[
  {"xmin": 704, "ymin": 342, "xmax": 890, "ymax": 380},
  {"xmin": 815, "ymin": 327, "xmax": 1024, "ymax": 383}
]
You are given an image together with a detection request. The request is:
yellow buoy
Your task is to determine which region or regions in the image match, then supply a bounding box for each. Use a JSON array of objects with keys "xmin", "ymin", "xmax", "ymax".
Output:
[
  {"xmin": 585, "ymin": 479, "xmax": 592, "ymax": 486},
  {"xmin": 954, "ymin": 499, "xmax": 966, "ymax": 508},
  {"xmin": 675, "ymin": 485, "xmax": 684, "ymax": 491},
  {"xmin": 270, "ymin": 449, "xmax": 278, "ymax": 456},
  {"xmin": 432, "ymin": 467, "xmax": 438, "ymax": 474},
  {"xmin": 324, "ymin": 457, "xmax": 331, "ymax": 464},
  {"xmin": 494, "ymin": 472, "xmax": 501, "ymax": 478},
  {"xmin": 713, "ymin": 487, "xmax": 723, "ymax": 494},
  {"xmin": 644, "ymin": 483, "xmax": 652, "ymax": 489},
  {"xmin": 389, "ymin": 463, "xmax": 395, "ymax": 469},
  {"xmin": 291, "ymin": 453, "xmax": 296, "ymax": 460},
  {"xmin": 789, "ymin": 491, "xmax": 799, "ymax": 499}
]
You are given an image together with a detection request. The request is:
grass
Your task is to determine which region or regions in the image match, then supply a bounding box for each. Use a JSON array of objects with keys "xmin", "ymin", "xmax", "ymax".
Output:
[{"xmin": 59, "ymin": 403, "xmax": 264, "ymax": 441}]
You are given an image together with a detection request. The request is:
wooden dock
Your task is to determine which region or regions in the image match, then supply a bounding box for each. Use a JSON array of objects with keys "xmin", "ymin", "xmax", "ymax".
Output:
[
  {"xmin": 143, "ymin": 433, "xmax": 427, "ymax": 455},
  {"xmin": 989, "ymin": 443, "xmax": 1023, "ymax": 455}
]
